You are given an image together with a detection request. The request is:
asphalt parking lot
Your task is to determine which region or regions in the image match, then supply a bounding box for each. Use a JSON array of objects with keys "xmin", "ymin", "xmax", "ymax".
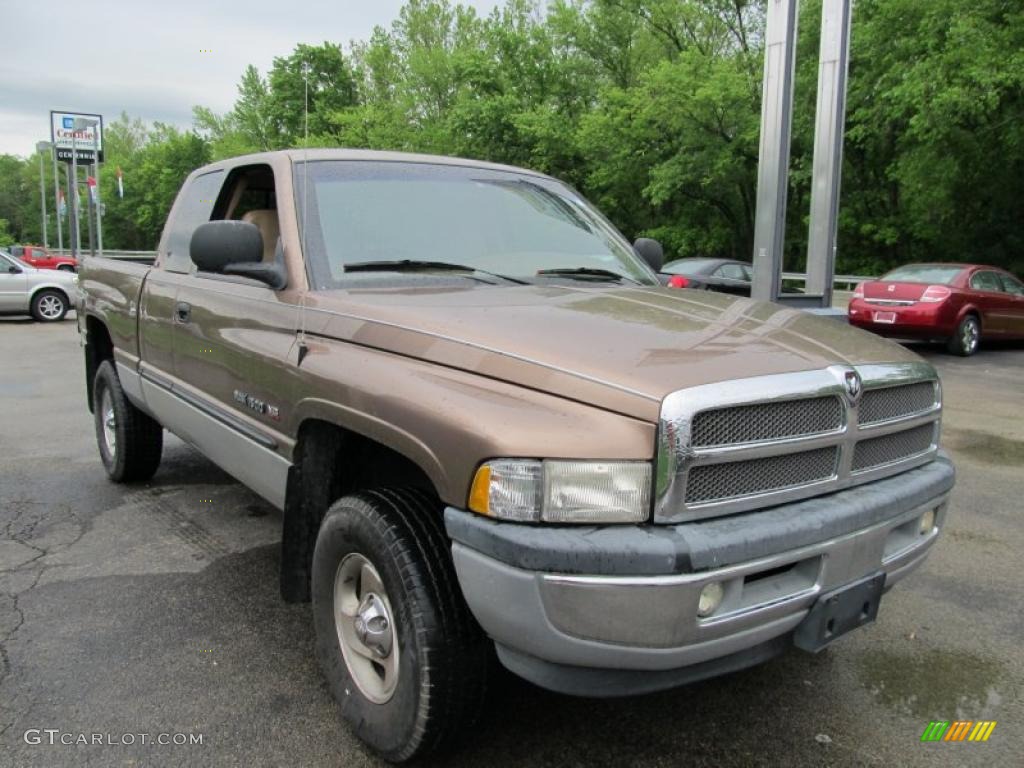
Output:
[{"xmin": 1, "ymin": 315, "xmax": 1022, "ymax": 767}]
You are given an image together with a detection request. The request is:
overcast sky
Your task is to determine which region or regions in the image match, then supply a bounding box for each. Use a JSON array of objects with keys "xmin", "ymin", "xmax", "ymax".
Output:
[{"xmin": 0, "ymin": 0, "xmax": 500, "ymax": 158}]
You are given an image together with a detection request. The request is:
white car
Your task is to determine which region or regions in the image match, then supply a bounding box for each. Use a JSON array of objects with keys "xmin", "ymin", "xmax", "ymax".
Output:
[{"xmin": 0, "ymin": 249, "xmax": 78, "ymax": 321}]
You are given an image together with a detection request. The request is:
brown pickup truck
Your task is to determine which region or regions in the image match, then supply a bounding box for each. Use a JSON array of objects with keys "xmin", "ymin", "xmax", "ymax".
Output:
[{"xmin": 78, "ymin": 149, "xmax": 955, "ymax": 762}]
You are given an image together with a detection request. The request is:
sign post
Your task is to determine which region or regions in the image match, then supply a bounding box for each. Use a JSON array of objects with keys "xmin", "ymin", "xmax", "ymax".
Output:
[
  {"xmin": 51, "ymin": 111, "xmax": 103, "ymax": 259},
  {"xmin": 70, "ymin": 133, "xmax": 79, "ymax": 258}
]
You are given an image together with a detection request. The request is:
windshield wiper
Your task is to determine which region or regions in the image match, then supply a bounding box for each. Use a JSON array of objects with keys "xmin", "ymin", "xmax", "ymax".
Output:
[
  {"xmin": 535, "ymin": 267, "xmax": 639, "ymax": 284},
  {"xmin": 343, "ymin": 260, "xmax": 528, "ymax": 285}
]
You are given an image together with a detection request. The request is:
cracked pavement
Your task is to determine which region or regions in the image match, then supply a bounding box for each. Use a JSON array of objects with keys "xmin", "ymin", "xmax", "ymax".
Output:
[{"xmin": 1, "ymin": 316, "xmax": 1022, "ymax": 767}]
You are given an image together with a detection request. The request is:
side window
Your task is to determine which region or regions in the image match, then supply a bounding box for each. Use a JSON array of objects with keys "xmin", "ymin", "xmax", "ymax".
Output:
[
  {"xmin": 969, "ymin": 271, "xmax": 1002, "ymax": 292},
  {"xmin": 163, "ymin": 170, "xmax": 225, "ymax": 274},
  {"xmin": 999, "ymin": 273, "xmax": 1024, "ymax": 296},
  {"xmin": 211, "ymin": 165, "xmax": 280, "ymax": 264},
  {"xmin": 715, "ymin": 263, "xmax": 748, "ymax": 281},
  {"xmin": 32, "ymin": 248, "xmax": 46, "ymax": 258}
]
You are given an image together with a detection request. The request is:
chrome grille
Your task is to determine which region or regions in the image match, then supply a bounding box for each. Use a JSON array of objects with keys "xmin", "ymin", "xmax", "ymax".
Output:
[
  {"xmin": 655, "ymin": 363, "xmax": 943, "ymax": 523},
  {"xmin": 685, "ymin": 448, "xmax": 839, "ymax": 504},
  {"xmin": 853, "ymin": 424, "xmax": 936, "ymax": 472},
  {"xmin": 860, "ymin": 382, "xmax": 937, "ymax": 425},
  {"xmin": 691, "ymin": 396, "xmax": 843, "ymax": 447}
]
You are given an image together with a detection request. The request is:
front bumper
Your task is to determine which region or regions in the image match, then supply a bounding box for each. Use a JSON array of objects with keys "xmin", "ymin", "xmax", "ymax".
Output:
[{"xmin": 445, "ymin": 455, "xmax": 954, "ymax": 696}]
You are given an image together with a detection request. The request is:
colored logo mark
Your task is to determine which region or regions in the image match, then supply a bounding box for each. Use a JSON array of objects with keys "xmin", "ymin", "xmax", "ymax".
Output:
[
  {"xmin": 62, "ymin": 117, "xmax": 74, "ymax": 129},
  {"xmin": 921, "ymin": 720, "xmax": 997, "ymax": 742}
]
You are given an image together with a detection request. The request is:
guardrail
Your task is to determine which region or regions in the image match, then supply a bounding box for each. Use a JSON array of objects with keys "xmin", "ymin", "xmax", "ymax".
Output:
[
  {"xmin": 782, "ymin": 272, "xmax": 872, "ymax": 290},
  {"xmin": 54, "ymin": 249, "xmax": 156, "ymax": 261}
]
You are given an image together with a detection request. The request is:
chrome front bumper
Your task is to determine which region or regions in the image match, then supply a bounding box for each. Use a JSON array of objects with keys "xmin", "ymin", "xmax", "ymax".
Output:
[{"xmin": 445, "ymin": 456, "xmax": 954, "ymax": 695}]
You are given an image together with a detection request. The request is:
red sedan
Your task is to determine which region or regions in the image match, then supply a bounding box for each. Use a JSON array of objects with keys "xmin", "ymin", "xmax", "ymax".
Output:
[
  {"xmin": 10, "ymin": 245, "xmax": 78, "ymax": 272},
  {"xmin": 848, "ymin": 263, "xmax": 1024, "ymax": 356}
]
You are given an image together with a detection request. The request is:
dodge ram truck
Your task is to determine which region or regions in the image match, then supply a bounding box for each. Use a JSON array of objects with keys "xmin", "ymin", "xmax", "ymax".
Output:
[{"xmin": 78, "ymin": 149, "xmax": 955, "ymax": 762}]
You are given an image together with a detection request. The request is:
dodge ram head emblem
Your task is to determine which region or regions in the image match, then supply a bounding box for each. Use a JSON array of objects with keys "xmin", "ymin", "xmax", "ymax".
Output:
[{"xmin": 844, "ymin": 370, "xmax": 863, "ymax": 404}]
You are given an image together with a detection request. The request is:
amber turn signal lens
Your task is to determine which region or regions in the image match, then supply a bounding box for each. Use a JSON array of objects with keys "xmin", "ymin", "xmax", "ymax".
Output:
[{"xmin": 469, "ymin": 465, "xmax": 492, "ymax": 516}]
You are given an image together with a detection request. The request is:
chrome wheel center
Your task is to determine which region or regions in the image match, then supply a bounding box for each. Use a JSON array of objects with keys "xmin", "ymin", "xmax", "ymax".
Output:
[
  {"xmin": 354, "ymin": 593, "xmax": 393, "ymax": 658},
  {"xmin": 334, "ymin": 553, "xmax": 399, "ymax": 703},
  {"xmin": 964, "ymin": 322, "xmax": 978, "ymax": 351}
]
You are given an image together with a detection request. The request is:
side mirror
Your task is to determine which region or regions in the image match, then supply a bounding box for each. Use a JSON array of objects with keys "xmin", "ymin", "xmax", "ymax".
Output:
[
  {"xmin": 8, "ymin": 265, "xmax": 20, "ymax": 274},
  {"xmin": 191, "ymin": 221, "xmax": 263, "ymax": 273},
  {"xmin": 633, "ymin": 237, "xmax": 664, "ymax": 272},
  {"xmin": 189, "ymin": 220, "xmax": 286, "ymax": 290}
]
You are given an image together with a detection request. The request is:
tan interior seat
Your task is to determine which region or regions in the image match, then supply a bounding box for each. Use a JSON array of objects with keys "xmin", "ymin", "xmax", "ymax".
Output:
[{"xmin": 241, "ymin": 209, "xmax": 280, "ymax": 262}]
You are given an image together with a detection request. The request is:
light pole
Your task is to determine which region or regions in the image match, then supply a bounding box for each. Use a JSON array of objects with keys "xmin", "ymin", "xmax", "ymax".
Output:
[
  {"xmin": 70, "ymin": 131, "xmax": 80, "ymax": 259},
  {"xmin": 35, "ymin": 141, "xmax": 50, "ymax": 248}
]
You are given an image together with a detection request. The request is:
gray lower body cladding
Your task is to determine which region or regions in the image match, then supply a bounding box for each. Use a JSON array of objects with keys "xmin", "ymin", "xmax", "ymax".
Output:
[{"xmin": 444, "ymin": 455, "xmax": 954, "ymax": 696}]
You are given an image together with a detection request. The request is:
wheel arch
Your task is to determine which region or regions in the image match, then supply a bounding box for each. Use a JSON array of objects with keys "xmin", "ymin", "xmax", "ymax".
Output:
[
  {"xmin": 280, "ymin": 417, "xmax": 442, "ymax": 603},
  {"xmin": 957, "ymin": 304, "xmax": 983, "ymax": 331},
  {"xmin": 29, "ymin": 284, "xmax": 72, "ymax": 311},
  {"xmin": 83, "ymin": 315, "xmax": 114, "ymax": 413}
]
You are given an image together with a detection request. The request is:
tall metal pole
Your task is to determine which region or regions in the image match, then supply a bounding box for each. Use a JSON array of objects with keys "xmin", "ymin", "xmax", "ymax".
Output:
[
  {"xmin": 805, "ymin": 0, "xmax": 853, "ymax": 307},
  {"xmin": 70, "ymin": 134, "xmax": 80, "ymax": 258},
  {"xmin": 92, "ymin": 130, "xmax": 103, "ymax": 256},
  {"xmin": 751, "ymin": 0, "xmax": 799, "ymax": 303},
  {"xmin": 35, "ymin": 142, "xmax": 49, "ymax": 247},
  {"xmin": 51, "ymin": 146, "xmax": 63, "ymax": 252},
  {"xmin": 85, "ymin": 178, "xmax": 96, "ymax": 257}
]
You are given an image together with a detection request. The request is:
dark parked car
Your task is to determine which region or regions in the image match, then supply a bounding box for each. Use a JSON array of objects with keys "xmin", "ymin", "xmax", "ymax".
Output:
[
  {"xmin": 848, "ymin": 263, "xmax": 1024, "ymax": 356},
  {"xmin": 659, "ymin": 257, "xmax": 753, "ymax": 295}
]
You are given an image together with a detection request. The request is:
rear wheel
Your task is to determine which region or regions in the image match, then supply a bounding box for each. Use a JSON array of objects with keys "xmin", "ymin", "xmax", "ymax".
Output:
[
  {"xmin": 947, "ymin": 315, "xmax": 980, "ymax": 356},
  {"xmin": 312, "ymin": 488, "xmax": 488, "ymax": 762},
  {"xmin": 93, "ymin": 361, "xmax": 163, "ymax": 481},
  {"xmin": 30, "ymin": 290, "xmax": 68, "ymax": 322},
  {"xmin": 57, "ymin": 264, "xmax": 75, "ymax": 272}
]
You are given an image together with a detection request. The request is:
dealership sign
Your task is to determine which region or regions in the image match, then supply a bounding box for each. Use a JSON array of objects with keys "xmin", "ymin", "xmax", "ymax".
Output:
[{"xmin": 50, "ymin": 111, "xmax": 104, "ymax": 163}]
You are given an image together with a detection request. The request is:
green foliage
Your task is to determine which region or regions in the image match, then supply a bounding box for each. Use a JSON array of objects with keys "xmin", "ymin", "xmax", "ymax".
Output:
[
  {"xmin": 0, "ymin": 0, "xmax": 1019, "ymax": 274},
  {"xmin": 0, "ymin": 218, "xmax": 15, "ymax": 247}
]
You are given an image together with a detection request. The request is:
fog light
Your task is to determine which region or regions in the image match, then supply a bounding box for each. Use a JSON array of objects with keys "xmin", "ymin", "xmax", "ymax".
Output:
[
  {"xmin": 919, "ymin": 509, "xmax": 936, "ymax": 535},
  {"xmin": 698, "ymin": 582, "xmax": 724, "ymax": 617}
]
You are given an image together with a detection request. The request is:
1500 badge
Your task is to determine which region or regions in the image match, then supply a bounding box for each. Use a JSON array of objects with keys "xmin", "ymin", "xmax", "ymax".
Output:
[{"xmin": 234, "ymin": 389, "xmax": 280, "ymax": 421}]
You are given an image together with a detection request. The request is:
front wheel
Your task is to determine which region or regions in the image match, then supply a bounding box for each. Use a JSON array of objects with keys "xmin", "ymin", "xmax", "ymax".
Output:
[
  {"xmin": 30, "ymin": 290, "xmax": 68, "ymax": 322},
  {"xmin": 312, "ymin": 488, "xmax": 488, "ymax": 762},
  {"xmin": 93, "ymin": 361, "xmax": 163, "ymax": 481},
  {"xmin": 947, "ymin": 315, "xmax": 980, "ymax": 356}
]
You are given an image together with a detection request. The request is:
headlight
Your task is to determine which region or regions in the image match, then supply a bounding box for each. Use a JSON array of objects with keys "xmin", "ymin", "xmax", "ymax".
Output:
[{"xmin": 468, "ymin": 459, "xmax": 651, "ymax": 524}]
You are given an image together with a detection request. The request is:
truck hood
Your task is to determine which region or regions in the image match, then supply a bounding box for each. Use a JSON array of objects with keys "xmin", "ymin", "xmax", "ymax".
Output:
[{"xmin": 303, "ymin": 283, "xmax": 921, "ymax": 422}]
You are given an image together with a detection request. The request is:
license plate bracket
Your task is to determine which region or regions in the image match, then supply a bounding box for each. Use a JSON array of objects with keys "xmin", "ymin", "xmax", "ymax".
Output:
[
  {"xmin": 793, "ymin": 572, "xmax": 886, "ymax": 653},
  {"xmin": 873, "ymin": 310, "xmax": 897, "ymax": 323}
]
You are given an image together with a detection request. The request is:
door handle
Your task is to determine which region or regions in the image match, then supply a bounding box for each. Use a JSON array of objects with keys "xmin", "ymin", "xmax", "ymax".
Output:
[{"xmin": 174, "ymin": 301, "xmax": 191, "ymax": 324}]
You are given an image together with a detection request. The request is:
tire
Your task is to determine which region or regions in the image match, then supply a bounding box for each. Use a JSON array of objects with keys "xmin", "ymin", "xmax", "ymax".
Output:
[
  {"xmin": 947, "ymin": 314, "xmax": 980, "ymax": 356},
  {"xmin": 30, "ymin": 290, "xmax": 68, "ymax": 322},
  {"xmin": 93, "ymin": 360, "xmax": 163, "ymax": 482},
  {"xmin": 312, "ymin": 488, "xmax": 488, "ymax": 762},
  {"xmin": 57, "ymin": 264, "xmax": 75, "ymax": 272}
]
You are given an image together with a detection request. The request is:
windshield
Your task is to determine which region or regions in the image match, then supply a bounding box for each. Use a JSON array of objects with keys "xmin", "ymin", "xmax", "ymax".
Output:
[
  {"xmin": 881, "ymin": 264, "xmax": 964, "ymax": 284},
  {"xmin": 0, "ymin": 252, "xmax": 28, "ymax": 269},
  {"xmin": 295, "ymin": 160, "xmax": 657, "ymax": 289}
]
